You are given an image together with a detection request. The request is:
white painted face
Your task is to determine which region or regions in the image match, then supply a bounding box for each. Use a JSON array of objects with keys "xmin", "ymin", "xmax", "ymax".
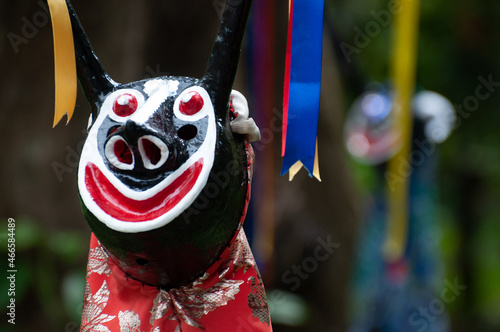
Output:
[{"xmin": 78, "ymin": 79, "xmax": 216, "ymax": 233}]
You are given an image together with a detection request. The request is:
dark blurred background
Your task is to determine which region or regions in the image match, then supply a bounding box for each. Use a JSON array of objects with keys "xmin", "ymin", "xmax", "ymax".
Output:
[{"xmin": 0, "ymin": 0, "xmax": 499, "ymax": 331}]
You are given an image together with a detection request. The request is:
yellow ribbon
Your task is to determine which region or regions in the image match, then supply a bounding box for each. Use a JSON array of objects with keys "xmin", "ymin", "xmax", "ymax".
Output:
[
  {"xmin": 383, "ymin": 0, "xmax": 421, "ymax": 262},
  {"xmin": 47, "ymin": 0, "xmax": 77, "ymax": 127}
]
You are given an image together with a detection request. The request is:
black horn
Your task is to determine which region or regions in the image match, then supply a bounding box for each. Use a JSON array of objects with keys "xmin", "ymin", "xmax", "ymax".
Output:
[
  {"xmin": 64, "ymin": 0, "xmax": 117, "ymax": 112},
  {"xmin": 202, "ymin": 0, "xmax": 253, "ymax": 119}
]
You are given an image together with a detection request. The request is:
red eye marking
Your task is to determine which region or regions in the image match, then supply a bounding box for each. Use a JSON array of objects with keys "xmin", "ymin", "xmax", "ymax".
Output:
[
  {"xmin": 113, "ymin": 93, "xmax": 138, "ymax": 117},
  {"xmin": 179, "ymin": 91, "xmax": 204, "ymax": 116}
]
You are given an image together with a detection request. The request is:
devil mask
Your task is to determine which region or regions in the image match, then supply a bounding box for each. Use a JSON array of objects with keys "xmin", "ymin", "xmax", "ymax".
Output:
[
  {"xmin": 60, "ymin": 0, "xmax": 257, "ymax": 288},
  {"xmin": 81, "ymin": 81, "xmax": 217, "ymax": 231}
]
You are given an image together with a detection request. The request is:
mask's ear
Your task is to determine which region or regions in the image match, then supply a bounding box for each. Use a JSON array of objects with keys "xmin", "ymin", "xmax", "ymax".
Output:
[
  {"xmin": 47, "ymin": 0, "xmax": 116, "ymax": 126},
  {"xmin": 201, "ymin": 0, "xmax": 252, "ymax": 122}
]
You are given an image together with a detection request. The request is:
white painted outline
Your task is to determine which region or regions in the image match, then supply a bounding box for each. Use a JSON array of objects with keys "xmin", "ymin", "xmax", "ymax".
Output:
[
  {"xmin": 174, "ymin": 86, "xmax": 211, "ymax": 122},
  {"xmin": 104, "ymin": 89, "xmax": 145, "ymax": 123},
  {"xmin": 105, "ymin": 136, "xmax": 135, "ymax": 171},
  {"xmin": 138, "ymin": 135, "xmax": 170, "ymax": 170},
  {"xmin": 77, "ymin": 84, "xmax": 216, "ymax": 233}
]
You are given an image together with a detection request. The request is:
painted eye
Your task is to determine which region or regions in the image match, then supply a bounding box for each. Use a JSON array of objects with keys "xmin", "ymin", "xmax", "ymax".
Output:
[
  {"xmin": 179, "ymin": 91, "xmax": 204, "ymax": 116},
  {"xmin": 113, "ymin": 93, "xmax": 138, "ymax": 117}
]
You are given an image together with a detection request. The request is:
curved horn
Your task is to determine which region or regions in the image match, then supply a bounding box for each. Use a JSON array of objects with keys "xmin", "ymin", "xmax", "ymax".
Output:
[
  {"xmin": 65, "ymin": 0, "xmax": 117, "ymax": 111},
  {"xmin": 202, "ymin": 0, "xmax": 253, "ymax": 119}
]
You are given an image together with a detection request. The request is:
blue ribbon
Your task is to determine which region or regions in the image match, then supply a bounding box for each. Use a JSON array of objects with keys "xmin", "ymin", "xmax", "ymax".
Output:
[{"xmin": 281, "ymin": 0, "xmax": 324, "ymax": 177}]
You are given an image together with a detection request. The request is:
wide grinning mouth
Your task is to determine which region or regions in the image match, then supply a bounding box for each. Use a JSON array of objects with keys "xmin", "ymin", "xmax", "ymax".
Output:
[{"xmin": 84, "ymin": 159, "xmax": 204, "ymax": 223}]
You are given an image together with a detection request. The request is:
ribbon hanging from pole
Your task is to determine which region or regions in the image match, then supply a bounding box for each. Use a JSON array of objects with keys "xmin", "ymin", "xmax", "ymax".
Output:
[
  {"xmin": 47, "ymin": 0, "xmax": 77, "ymax": 127},
  {"xmin": 281, "ymin": 0, "xmax": 324, "ymax": 181},
  {"xmin": 383, "ymin": 0, "xmax": 421, "ymax": 262}
]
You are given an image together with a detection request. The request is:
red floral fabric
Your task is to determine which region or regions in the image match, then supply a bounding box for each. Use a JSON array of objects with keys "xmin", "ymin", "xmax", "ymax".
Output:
[{"xmin": 81, "ymin": 230, "xmax": 271, "ymax": 332}]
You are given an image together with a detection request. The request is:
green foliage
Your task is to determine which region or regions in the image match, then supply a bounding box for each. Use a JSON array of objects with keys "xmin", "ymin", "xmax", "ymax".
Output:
[{"xmin": 0, "ymin": 218, "xmax": 87, "ymax": 331}]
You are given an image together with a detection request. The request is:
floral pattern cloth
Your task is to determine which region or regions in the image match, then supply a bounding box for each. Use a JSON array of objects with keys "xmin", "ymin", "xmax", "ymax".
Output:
[{"xmin": 81, "ymin": 229, "xmax": 271, "ymax": 332}]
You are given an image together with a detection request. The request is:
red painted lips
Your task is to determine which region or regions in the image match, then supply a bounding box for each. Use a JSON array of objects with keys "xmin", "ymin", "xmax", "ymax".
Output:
[{"xmin": 85, "ymin": 159, "xmax": 203, "ymax": 222}]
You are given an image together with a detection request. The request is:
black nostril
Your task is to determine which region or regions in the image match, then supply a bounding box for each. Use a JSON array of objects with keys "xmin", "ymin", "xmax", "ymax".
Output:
[
  {"xmin": 138, "ymin": 136, "xmax": 169, "ymax": 170},
  {"xmin": 177, "ymin": 125, "xmax": 198, "ymax": 140},
  {"xmin": 114, "ymin": 140, "xmax": 133, "ymax": 165},
  {"xmin": 136, "ymin": 258, "xmax": 149, "ymax": 266},
  {"xmin": 142, "ymin": 139, "xmax": 161, "ymax": 165},
  {"xmin": 105, "ymin": 136, "xmax": 135, "ymax": 170}
]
